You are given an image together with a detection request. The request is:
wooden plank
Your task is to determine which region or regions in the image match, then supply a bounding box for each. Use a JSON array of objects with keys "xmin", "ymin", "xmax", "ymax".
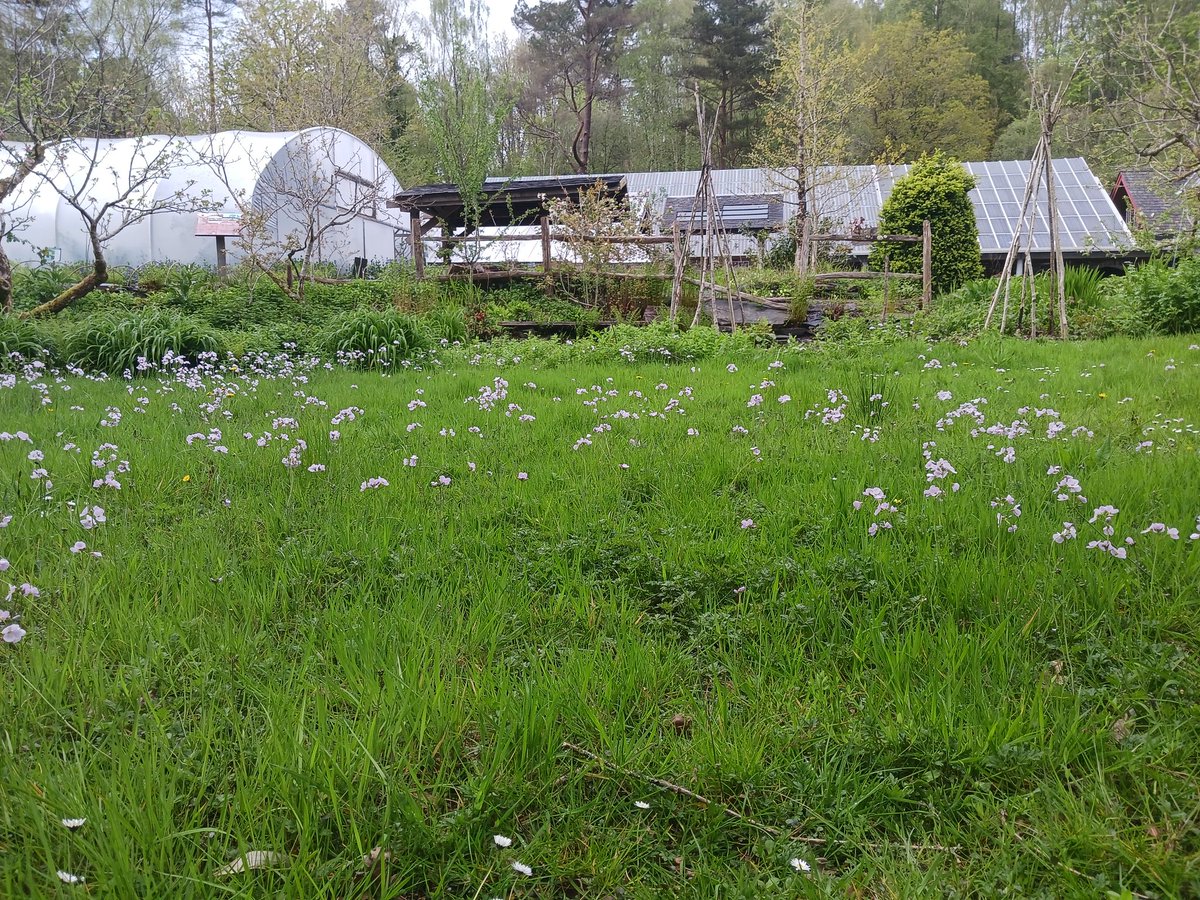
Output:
[
  {"xmin": 810, "ymin": 232, "xmax": 922, "ymax": 243},
  {"xmin": 415, "ymin": 232, "xmax": 679, "ymax": 245},
  {"xmin": 812, "ymin": 271, "xmax": 922, "ymax": 281}
]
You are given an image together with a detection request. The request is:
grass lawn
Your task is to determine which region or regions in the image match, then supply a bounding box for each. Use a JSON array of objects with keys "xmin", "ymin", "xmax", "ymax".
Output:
[{"xmin": 2, "ymin": 335, "xmax": 1199, "ymax": 897}]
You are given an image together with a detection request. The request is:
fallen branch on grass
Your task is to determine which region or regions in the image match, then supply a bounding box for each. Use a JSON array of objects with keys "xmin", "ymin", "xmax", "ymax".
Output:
[{"xmin": 559, "ymin": 741, "xmax": 962, "ymax": 856}]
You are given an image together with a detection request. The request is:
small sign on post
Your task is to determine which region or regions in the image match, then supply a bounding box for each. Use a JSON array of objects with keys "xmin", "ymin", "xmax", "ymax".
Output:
[{"xmin": 195, "ymin": 212, "xmax": 243, "ymax": 276}]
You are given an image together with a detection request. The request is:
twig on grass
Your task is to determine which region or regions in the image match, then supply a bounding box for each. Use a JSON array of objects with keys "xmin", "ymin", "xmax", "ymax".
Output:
[{"xmin": 559, "ymin": 741, "xmax": 962, "ymax": 856}]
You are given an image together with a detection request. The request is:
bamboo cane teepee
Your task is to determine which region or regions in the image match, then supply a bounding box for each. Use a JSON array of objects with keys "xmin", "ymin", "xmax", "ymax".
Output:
[
  {"xmin": 984, "ymin": 88, "xmax": 1070, "ymax": 338},
  {"xmin": 684, "ymin": 85, "xmax": 742, "ymax": 330}
]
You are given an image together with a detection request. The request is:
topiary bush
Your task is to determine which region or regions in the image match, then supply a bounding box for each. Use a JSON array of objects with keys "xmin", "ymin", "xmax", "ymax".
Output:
[
  {"xmin": 63, "ymin": 309, "xmax": 223, "ymax": 373},
  {"xmin": 870, "ymin": 152, "xmax": 984, "ymax": 294},
  {"xmin": 317, "ymin": 308, "xmax": 431, "ymax": 368}
]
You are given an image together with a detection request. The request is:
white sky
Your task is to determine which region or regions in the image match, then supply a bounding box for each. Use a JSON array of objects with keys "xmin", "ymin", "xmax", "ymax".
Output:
[{"xmin": 407, "ymin": 0, "xmax": 521, "ymax": 41}]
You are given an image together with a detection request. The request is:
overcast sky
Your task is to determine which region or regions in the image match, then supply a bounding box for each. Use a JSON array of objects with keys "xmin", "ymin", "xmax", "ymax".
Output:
[{"xmin": 407, "ymin": 0, "xmax": 521, "ymax": 40}]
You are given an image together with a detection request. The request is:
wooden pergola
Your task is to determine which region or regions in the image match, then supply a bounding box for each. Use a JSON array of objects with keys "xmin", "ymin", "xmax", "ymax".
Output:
[{"xmin": 388, "ymin": 175, "xmax": 628, "ymax": 278}]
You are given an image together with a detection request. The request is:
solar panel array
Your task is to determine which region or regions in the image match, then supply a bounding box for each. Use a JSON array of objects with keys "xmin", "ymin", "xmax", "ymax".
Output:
[{"xmin": 877, "ymin": 158, "xmax": 1132, "ymax": 254}]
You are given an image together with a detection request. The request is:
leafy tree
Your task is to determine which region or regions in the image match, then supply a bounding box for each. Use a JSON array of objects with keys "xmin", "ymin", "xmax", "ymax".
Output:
[
  {"xmin": 613, "ymin": 0, "xmax": 698, "ymax": 171},
  {"xmin": 852, "ymin": 16, "xmax": 997, "ymax": 161},
  {"xmin": 413, "ymin": 0, "xmax": 515, "ymax": 228},
  {"xmin": 755, "ymin": 0, "xmax": 864, "ymax": 272},
  {"xmin": 881, "ymin": 0, "xmax": 1026, "ymax": 128},
  {"xmin": 217, "ymin": 0, "xmax": 399, "ymax": 146},
  {"xmin": 512, "ymin": 0, "xmax": 635, "ymax": 174},
  {"xmin": 1, "ymin": 0, "xmax": 187, "ymax": 314},
  {"xmin": 1092, "ymin": 1, "xmax": 1200, "ymax": 179},
  {"xmin": 182, "ymin": 0, "xmax": 239, "ymax": 131},
  {"xmin": 870, "ymin": 152, "xmax": 983, "ymax": 293},
  {"xmin": 687, "ymin": 0, "xmax": 771, "ymax": 167}
]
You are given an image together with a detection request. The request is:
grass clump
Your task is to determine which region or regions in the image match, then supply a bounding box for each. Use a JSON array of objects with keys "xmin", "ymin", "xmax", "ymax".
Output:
[
  {"xmin": 317, "ymin": 307, "xmax": 431, "ymax": 367},
  {"xmin": 0, "ymin": 315, "xmax": 55, "ymax": 368},
  {"xmin": 63, "ymin": 308, "xmax": 223, "ymax": 373}
]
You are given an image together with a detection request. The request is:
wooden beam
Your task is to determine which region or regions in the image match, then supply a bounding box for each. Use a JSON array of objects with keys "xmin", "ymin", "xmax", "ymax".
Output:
[
  {"xmin": 810, "ymin": 232, "xmax": 922, "ymax": 243},
  {"xmin": 412, "ymin": 232, "xmax": 678, "ymax": 245},
  {"xmin": 409, "ymin": 211, "xmax": 424, "ymax": 279}
]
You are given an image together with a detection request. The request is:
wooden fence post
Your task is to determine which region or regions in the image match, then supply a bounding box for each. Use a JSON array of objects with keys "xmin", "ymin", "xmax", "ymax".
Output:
[
  {"xmin": 669, "ymin": 222, "xmax": 683, "ymax": 321},
  {"xmin": 540, "ymin": 214, "xmax": 553, "ymax": 299},
  {"xmin": 921, "ymin": 219, "xmax": 932, "ymax": 309},
  {"xmin": 409, "ymin": 211, "xmax": 425, "ymax": 280},
  {"xmin": 880, "ymin": 255, "xmax": 890, "ymax": 323}
]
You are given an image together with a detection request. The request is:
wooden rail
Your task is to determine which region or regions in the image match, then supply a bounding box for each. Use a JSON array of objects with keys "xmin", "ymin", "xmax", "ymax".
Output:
[
  {"xmin": 810, "ymin": 232, "xmax": 921, "ymax": 243},
  {"xmin": 411, "ymin": 215, "xmax": 934, "ymax": 310}
]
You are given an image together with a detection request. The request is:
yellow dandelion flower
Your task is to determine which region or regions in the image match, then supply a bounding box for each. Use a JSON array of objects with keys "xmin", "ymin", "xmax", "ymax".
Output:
[{"xmin": 182, "ymin": 475, "xmax": 191, "ymax": 483}]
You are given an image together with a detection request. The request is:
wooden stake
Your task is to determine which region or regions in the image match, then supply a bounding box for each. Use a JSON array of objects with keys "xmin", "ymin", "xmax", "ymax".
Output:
[
  {"xmin": 1040, "ymin": 101, "xmax": 1068, "ymax": 339},
  {"xmin": 986, "ymin": 138, "xmax": 1047, "ymax": 330},
  {"xmin": 669, "ymin": 222, "xmax": 683, "ymax": 322},
  {"xmin": 880, "ymin": 255, "xmax": 890, "ymax": 323},
  {"xmin": 540, "ymin": 214, "xmax": 553, "ymax": 299},
  {"xmin": 921, "ymin": 219, "xmax": 932, "ymax": 309}
]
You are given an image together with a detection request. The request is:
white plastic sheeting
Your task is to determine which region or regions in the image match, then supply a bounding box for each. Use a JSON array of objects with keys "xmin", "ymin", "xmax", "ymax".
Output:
[{"xmin": 0, "ymin": 128, "xmax": 403, "ymax": 269}]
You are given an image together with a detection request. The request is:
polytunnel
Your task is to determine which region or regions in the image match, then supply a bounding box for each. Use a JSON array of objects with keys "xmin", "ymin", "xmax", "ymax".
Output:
[{"xmin": 0, "ymin": 128, "xmax": 404, "ymax": 270}]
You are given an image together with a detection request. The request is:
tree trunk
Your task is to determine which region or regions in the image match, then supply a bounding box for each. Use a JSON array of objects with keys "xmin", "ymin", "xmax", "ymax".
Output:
[
  {"xmin": 206, "ymin": 0, "xmax": 218, "ymax": 132},
  {"xmin": 0, "ymin": 141, "xmax": 47, "ymax": 314},
  {"xmin": 22, "ymin": 231, "xmax": 107, "ymax": 318},
  {"xmin": 0, "ymin": 245, "xmax": 13, "ymax": 314},
  {"xmin": 574, "ymin": 95, "xmax": 593, "ymax": 173}
]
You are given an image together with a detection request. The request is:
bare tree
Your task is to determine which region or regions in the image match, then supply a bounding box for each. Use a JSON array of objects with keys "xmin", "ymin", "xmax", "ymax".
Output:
[
  {"xmin": 1099, "ymin": 1, "xmax": 1200, "ymax": 180},
  {"xmin": 15, "ymin": 137, "xmax": 216, "ymax": 317},
  {"xmin": 1, "ymin": 0, "xmax": 213, "ymax": 316},
  {"xmin": 207, "ymin": 131, "xmax": 389, "ymax": 300}
]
